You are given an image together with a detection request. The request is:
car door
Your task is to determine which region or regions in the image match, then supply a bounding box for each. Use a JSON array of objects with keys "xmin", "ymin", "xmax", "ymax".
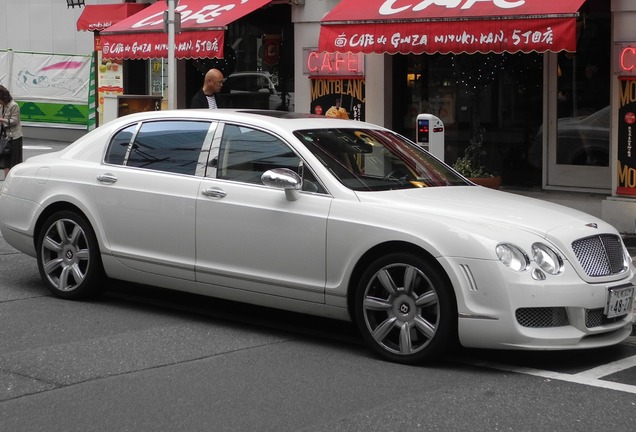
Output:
[
  {"xmin": 93, "ymin": 120, "xmax": 215, "ymax": 281},
  {"xmin": 195, "ymin": 123, "xmax": 332, "ymax": 302}
]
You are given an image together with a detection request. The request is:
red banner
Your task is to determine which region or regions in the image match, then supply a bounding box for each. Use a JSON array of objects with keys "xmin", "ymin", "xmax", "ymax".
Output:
[
  {"xmin": 101, "ymin": 31, "xmax": 225, "ymax": 60},
  {"xmin": 100, "ymin": 0, "xmax": 271, "ymax": 59},
  {"xmin": 76, "ymin": 3, "xmax": 147, "ymax": 32},
  {"xmin": 319, "ymin": 0, "xmax": 585, "ymax": 55}
]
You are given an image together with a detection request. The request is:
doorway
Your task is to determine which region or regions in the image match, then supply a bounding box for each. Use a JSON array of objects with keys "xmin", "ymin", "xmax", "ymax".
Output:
[{"xmin": 544, "ymin": 0, "xmax": 611, "ymax": 191}]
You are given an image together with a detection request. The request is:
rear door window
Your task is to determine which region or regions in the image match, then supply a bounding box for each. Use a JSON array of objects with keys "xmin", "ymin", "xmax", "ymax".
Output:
[{"xmin": 107, "ymin": 120, "xmax": 213, "ymax": 175}]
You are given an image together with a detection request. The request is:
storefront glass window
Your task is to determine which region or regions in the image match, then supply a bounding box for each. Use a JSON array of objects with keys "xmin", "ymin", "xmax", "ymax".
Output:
[
  {"xmin": 555, "ymin": 7, "xmax": 611, "ymax": 167},
  {"xmin": 184, "ymin": 4, "xmax": 294, "ymax": 111},
  {"xmin": 398, "ymin": 52, "xmax": 544, "ymax": 186}
]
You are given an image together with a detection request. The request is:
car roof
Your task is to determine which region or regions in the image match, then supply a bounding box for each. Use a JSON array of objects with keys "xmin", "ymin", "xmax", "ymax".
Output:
[
  {"xmin": 105, "ymin": 109, "xmax": 385, "ymax": 133},
  {"xmin": 228, "ymin": 71, "xmax": 272, "ymax": 76}
]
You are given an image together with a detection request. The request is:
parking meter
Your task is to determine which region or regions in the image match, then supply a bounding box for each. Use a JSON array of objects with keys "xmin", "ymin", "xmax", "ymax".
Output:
[{"xmin": 416, "ymin": 114, "xmax": 445, "ymax": 161}]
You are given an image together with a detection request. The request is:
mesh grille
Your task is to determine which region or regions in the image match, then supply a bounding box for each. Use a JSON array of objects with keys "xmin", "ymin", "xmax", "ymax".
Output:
[
  {"xmin": 571, "ymin": 235, "xmax": 625, "ymax": 277},
  {"xmin": 585, "ymin": 308, "xmax": 627, "ymax": 328},
  {"xmin": 516, "ymin": 307, "xmax": 569, "ymax": 328}
]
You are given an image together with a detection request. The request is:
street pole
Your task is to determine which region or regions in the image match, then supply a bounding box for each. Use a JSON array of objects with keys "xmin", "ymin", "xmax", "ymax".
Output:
[{"xmin": 166, "ymin": 0, "xmax": 178, "ymax": 110}]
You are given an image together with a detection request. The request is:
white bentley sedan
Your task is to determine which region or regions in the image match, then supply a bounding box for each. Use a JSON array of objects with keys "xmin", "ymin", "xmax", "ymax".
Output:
[{"xmin": 0, "ymin": 110, "xmax": 633, "ymax": 364}]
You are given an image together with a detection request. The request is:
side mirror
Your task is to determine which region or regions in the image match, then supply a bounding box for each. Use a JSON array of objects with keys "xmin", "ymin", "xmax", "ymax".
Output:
[{"xmin": 261, "ymin": 168, "xmax": 302, "ymax": 201}]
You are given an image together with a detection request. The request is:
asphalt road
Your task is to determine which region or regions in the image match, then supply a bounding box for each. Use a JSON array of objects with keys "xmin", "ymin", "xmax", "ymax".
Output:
[{"xmin": 1, "ymin": 230, "xmax": 636, "ymax": 431}]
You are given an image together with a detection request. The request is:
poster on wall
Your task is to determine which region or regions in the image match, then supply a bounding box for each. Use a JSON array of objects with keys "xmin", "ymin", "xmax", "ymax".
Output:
[
  {"xmin": 310, "ymin": 78, "xmax": 365, "ymax": 121},
  {"xmin": 150, "ymin": 59, "xmax": 165, "ymax": 99},
  {"xmin": 0, "ymin": 50, "xmax": 91, "ymax": 128},
  {"xmin": 617, "ymin": 77, "xmax": 636, "ymax": 196},
  {"xmin": 95, "ymin": 35, "xmax": 124, "ymax": 126}
]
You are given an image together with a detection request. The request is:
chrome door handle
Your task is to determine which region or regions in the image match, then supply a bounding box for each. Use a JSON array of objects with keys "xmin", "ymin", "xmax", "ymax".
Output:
[
  {"xmin": 202, "ymin": 187, "xmax": 227, "ymax": 198},
  {"xmin": 97, "ymin": 173, "xmax": 118, "ymax": 184}
]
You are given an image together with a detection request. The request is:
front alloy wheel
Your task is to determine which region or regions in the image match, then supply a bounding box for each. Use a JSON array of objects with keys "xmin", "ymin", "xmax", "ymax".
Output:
[
  {"xmin": 36, "ymin": 211, "xmax": 104, "ymax": 299},
  {"xmin": 355, "ymin": 253, "xmax": 456, "ymax": 364}
]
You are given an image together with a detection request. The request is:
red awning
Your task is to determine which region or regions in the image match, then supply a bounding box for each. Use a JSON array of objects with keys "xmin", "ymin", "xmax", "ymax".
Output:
[
  {"xmin": 319, "ymin": 0, "xmax": 586, "ymax": 55},
  {"xmin": 100, "ymin": 0, "xmax": 272, "ymax": 60},
  {"xmin": 76, "ymin": 3, "xmax": 148, "ymax": 32}
]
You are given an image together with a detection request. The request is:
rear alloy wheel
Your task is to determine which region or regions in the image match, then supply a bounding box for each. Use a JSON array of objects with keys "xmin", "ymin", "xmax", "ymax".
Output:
[
  {"xmin": 355, "ymin": 253, "xmax": 456, "ymax": 364},
  {"xmin": 36, "ymin": 211, "xmax": 105, "ymax": 299}
]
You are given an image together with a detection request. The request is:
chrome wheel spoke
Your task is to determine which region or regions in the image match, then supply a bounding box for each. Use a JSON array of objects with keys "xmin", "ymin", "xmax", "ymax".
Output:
[
  {"xmin": 399, "ymin": 322, "xmax": 414, "ymax": 354},
  {"xmin": 69, "ymin": 225, "xmax": 83, "ymax": 247},
  {"xmin": 372, "ymin": 316, "xmax": 398, "ymax": 344},
  {"xmin": 415, "ymin": 290, "xmax": 438, "ymax": 308},
  {"xmin": 364, "ymin": 296, "xmax": 393, "ymax": 311},
  {"xmin": 377, "ymin": 269, "xmax": 398, "ymax": 296},
  {"xmin": 43, "ymin": 257, "xmax": 63, "ymax": 275},
  {"xmin": 414, "ymin": 315, "xmax": 436, "ymax": 339},
  {"xmin": 403, "ymin": 266, "xmax": 417, "ymax": 296},
  {"xmin": 58, "ymin": 264, "xmax": 73, "ymax": 291},
  {"xmin": 56, "ymin": 220, "xmax": 69, "ymax": 242},
  {"xmin": 75, "ymin": 248, "xmax": 89, "ymax": 261},
  {"xmin": 42, "ymin": 236, "xmax": 63, "ymax": 254},
  {"xmin": 70, "ymin": 263, "xmax": 85, "ymax": 285}
]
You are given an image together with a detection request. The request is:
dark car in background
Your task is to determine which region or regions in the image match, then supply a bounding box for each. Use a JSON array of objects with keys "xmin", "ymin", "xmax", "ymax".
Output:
[
  {"xmin": 222, "ymin": 71, "xmax": 294, "ymax": 111},
  {"xmin": 529, "ymin": 106, "xmax": 610, "ymax": 168}
]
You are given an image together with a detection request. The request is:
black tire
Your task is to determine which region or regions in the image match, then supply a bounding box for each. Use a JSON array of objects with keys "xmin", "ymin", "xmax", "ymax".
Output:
[
  {"xmin": 36, "ymin": 210, "xmax": 105, "ymax": 299},
  {"xmin": 354, "ymin": 253, "xmax": 456, "ymax": 364}
]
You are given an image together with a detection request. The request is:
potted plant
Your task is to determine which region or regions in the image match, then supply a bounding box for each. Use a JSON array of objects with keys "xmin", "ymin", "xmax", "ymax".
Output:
[
  {"xmin": 449, "ymin": 53, "xmax": 505, "ymax": 189},
  {"xmin": 452, "ymin": 125, "xmax": 501, "ymax": 189}
]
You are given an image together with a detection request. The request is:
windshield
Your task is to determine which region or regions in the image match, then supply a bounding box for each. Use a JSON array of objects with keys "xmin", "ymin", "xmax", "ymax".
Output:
[{"xmin": 294, "ymin": 128, "xmax": 469, "ymax": 191}]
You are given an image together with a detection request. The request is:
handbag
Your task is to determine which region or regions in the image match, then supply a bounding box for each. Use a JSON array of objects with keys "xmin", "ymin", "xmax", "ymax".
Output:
[{"xmin": 0, "ymin": 125, "xmax": 12, "ymax": 156}]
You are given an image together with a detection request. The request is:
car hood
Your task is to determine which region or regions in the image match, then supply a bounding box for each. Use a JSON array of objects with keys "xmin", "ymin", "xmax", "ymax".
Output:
[{"xmin": 355, "ymin": 186, "xmax": 615, "ymax": 239}]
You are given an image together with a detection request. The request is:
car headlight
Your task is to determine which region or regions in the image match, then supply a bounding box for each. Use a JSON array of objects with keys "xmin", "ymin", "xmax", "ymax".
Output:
[
  {"xmin": 531, "ymin": 243, "xmax": 564, "ymax": 275},
  {"xmin": 496, "ymin": 243, "xmax": 529, "ymax": 272},
  {"xmin": 623, "ymin": 246, "xmax": 632, "ymax": 271}
]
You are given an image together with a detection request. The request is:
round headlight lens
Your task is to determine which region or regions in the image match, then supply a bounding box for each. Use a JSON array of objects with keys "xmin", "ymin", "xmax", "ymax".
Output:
[
  {"xmin": 531, "ymin": 243, "xmax": 563, "ymax": 275},
  {"xmin": 496, "ymin": 243, "xmax": 529, "ymax": 272}
]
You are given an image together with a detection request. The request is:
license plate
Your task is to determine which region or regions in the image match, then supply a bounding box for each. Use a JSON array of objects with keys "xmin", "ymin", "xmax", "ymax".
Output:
[{"xmin": 605, "ymin": 286, "xmax": 635, "ymax": 318}]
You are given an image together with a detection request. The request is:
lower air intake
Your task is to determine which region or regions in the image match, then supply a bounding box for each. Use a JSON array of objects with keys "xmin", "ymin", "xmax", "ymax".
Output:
[{"xmin": 516, "ymin": 307, "xmax": 569, "ymax": 328}]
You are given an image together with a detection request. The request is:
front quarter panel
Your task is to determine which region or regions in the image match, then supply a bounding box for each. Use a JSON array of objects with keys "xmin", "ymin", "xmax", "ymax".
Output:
[{"xmin": 323, "ymin": 199, "xmax": 503, "ymax": 303}]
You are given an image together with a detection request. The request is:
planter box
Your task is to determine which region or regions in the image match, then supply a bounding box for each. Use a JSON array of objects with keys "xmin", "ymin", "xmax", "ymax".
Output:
[{"xmin": 468, "ymin": 176, "xmax": 501, "ymax": 189}]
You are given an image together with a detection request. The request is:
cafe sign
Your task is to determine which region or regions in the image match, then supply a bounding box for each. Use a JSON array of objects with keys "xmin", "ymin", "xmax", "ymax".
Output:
[
  {"xmin": 615, "ymin": 43, "xmax": 636, "ymax": 77},
  {"xmin": 303, "ymin": 48, "xmax": 364, "ymax": 77},
  {"xmin": 617, "ymin": 76, "xmax": 636, "ymax": 195}
]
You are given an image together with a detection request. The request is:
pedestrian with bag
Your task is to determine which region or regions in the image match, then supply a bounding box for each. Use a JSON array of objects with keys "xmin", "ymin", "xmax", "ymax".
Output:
[{"xmin": 0, "ymin": 85, "xmax": 23, "ymax": 177}]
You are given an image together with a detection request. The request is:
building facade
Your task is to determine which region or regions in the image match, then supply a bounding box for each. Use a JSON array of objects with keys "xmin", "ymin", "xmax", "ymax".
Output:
[{"xmin": 1, "ymin": 0, "xmax": 635, "ymax": 231}]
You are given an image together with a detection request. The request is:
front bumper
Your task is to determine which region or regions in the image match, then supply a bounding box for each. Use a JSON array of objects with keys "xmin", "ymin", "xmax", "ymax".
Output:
[{"xmin": 441, "ymin": 256, "xmax": 635, "ymax": 350}]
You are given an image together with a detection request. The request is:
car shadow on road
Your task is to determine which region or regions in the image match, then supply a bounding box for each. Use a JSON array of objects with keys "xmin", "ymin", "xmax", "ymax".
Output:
[{"xmin": 93, "ymin": 281, "xmax": 636, "ymax": 371}]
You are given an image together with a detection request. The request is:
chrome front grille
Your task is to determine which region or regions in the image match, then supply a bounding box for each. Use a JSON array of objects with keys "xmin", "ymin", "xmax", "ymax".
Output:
[
  {"xmin": 516, "ymin": 307, "xmax": 569, "ymax": 328},
  {"xmin": 571, "ymin": 234, "xmax": 626, "ymax": 277}
]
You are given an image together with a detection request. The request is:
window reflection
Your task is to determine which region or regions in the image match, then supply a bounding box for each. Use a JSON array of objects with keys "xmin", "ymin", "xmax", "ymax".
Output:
[{"xmin": 555, "ymin": 11, "xmax": 611, "ymax": 167}]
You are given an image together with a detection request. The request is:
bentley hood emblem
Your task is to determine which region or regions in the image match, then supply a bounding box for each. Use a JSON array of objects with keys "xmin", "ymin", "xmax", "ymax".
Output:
[{"xmin": 585, "ymin": 223, "xmax": 599, "ymax": 229}]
